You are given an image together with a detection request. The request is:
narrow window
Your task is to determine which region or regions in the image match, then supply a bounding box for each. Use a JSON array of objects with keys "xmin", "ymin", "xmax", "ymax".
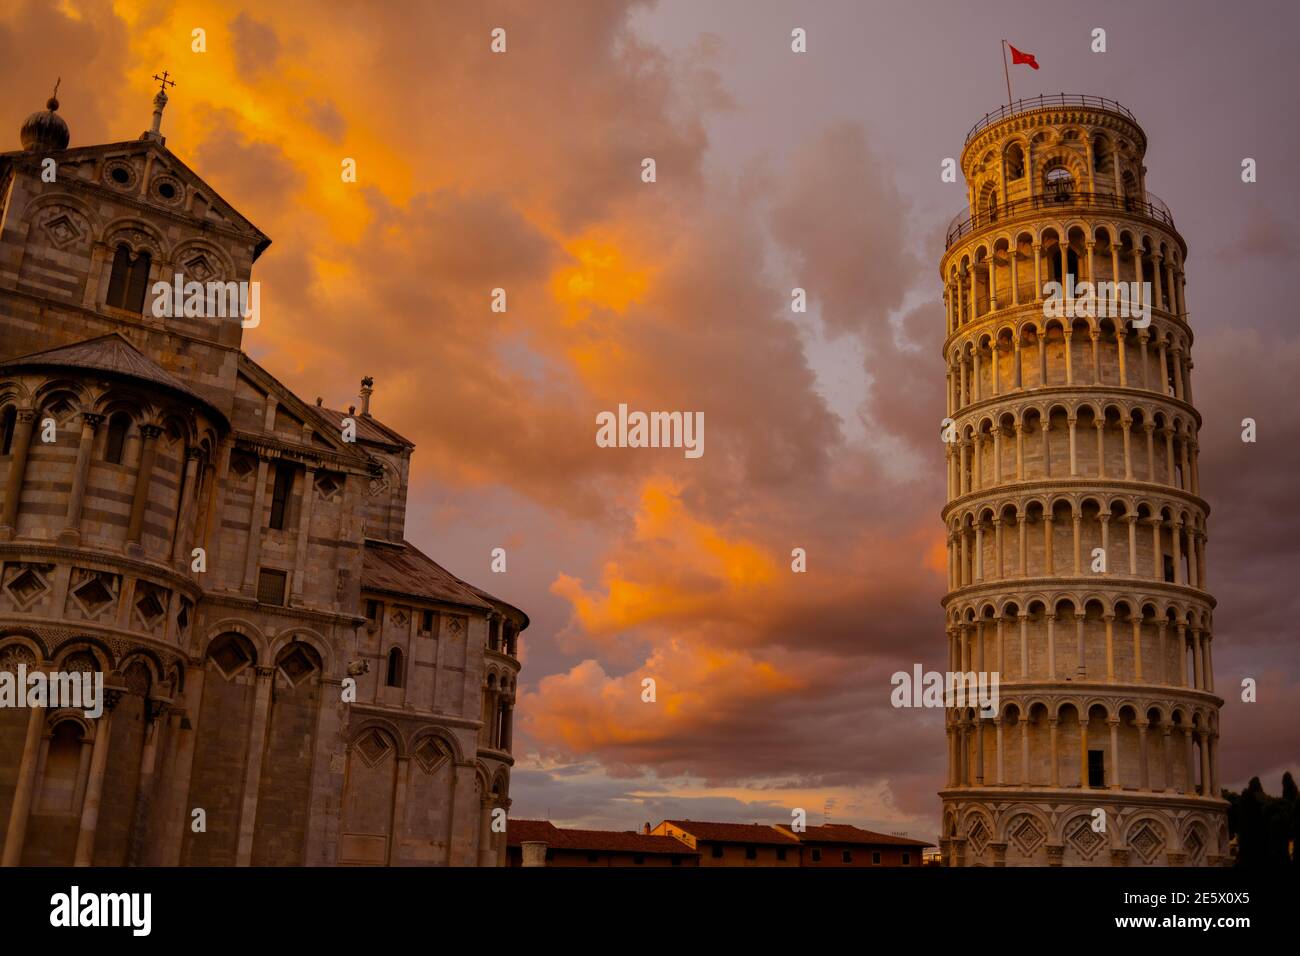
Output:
[
  {"xmin": 776, "ymin": 848, "xmax": 787, "ymax": 862},
  {"xmin": 104, "ymin": 413, "xmax": 130, "ymax": 464},
  {"xmin": 105, "ymin": 244, "xmax": 131, "ymax": 308},
  {"xmin": 710, "ymin": 844, "xmax": 723, "ymax": 859},
  {"xmin": 902, "ymin": 852, "xmax": 911, "ymax": 865},
  {"xmin": 422, "ymin": 610, "xmax": 434, "ymax": 632},
  {"xmin": 366, "ymin": 599, "xmax": 381, "ymax": 622},
  {"xmin": 745, "ymin": 845, "xmax": 757, "ymax": 860},
  {"xmin": 842, "ymin": 850, "xmax": 853, "ymax": 863},
  {"xmin": 872, "ymin": 851, "xmax": 881, "ymax": 865},
  {"xmin": 671, "ymin": 856, "xmax": 681, "ymax": 866},
  {"xmin": 268, "ymin": 460, "xmax": 295, "ymax": 530},
  {"xmin": 0, "ymin": 406, "xmax": 16, "ymax": 456},
  {"xmin": 386, "ymin": 647, "xmax": 403, "ymax": 687},
  {"xmin": 125, "ymin": 250, "xmax": 152, "ymax": 313},
  {"xmin": 811, "ymin": 848, "xmax": 822, "ymax": 863},
  {"xmin": 633, "ymin": 854, "xmax": 645, "ymax": 865}
]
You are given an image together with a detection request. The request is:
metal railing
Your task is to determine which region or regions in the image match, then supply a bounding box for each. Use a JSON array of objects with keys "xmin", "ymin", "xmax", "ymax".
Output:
[
  {"xmin": 945, "ymin": 190, "xmax": 1175, "ymax": 248},
  {"xmin": 965, "ymin": 94, "xmax": 1138, "ymax": 143}
]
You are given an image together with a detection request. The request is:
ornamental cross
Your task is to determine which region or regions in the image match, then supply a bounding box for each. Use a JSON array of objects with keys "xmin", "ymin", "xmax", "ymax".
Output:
[{"xmin": 152, "ymin": 71, "xmax": 176, "ymax": 94}]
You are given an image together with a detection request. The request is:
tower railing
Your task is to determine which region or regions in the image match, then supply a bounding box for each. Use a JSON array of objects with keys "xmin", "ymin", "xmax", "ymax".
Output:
[
  {"xmin": 964, "ymin": 94, "xmax": 1138, "ymax": 143},
  {"xmin": 945, "ymin": 191, "xmax": 1175, "ymax": 248}
]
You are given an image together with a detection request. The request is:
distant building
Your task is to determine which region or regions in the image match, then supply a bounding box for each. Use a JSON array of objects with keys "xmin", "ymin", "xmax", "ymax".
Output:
[
  {"xmin": 506, "ymin": 820, "xmax": 699, "ymax": 867},
  {"xmin": 771, "ymin": 823, "xmax": 929, "ymax": 866},
  {"xmin": 507, "ymin": 818, "xmax": 934, "ymax": 867},
  {"xmin": 652, "ymin": 820, "xmax": 801, "ymax": 866}
]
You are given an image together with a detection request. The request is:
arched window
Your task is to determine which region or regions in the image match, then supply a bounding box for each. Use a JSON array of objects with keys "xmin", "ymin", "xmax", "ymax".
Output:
[
  {"xmin": 1005, "ymin": 144, "xmax": 1025, "ymax": 180},
  {"xmin": 1044, "ymin": 166, "xmax": 1073, "ymax": 202},
  {"xmin": 385, "ymin": 647, "xmax": 403, "ymax": 688},
  {"xmin": 1092, "ymin": 136, "xmax": 1109, "ymax": 173},
  {"xmin": 105, "ymin": 244, "xmax": 131, "ymax": 308},
  {"xmin": 105, "ymin": 244, "xmax": 153, "ymax": 314},
  {"xmin": 0, "ymin": 406, "xmax": 15, "ymax": 456},
  {"xmin": 126, "ymin": 251, "xmax": 152, "ymax": 313},
  {"xmin": 104, "ymin": 412, "xmax": 130, "ymax": 464}
]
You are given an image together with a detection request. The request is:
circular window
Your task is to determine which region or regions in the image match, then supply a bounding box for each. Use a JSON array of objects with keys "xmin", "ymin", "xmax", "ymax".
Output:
[
  {"xmin": 104, "ymin": 160, "xmax": 138, "ymax": 189},
  {"xmin": 149, "ymin": 175, "xmax": 184, "ymax": 206}
]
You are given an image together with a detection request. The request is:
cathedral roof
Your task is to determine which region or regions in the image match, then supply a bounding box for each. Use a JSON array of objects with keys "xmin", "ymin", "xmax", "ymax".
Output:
[
  {"xmin": 362, "ymin": 538, "xmax": 494, "ymax": 611},
  {"xmin": 0, "ymin": 332, "xmax": 227, "ymax": 426},
  {"xmin": 314, "ymin": 404, "xmax": 413, "ymax": 449}
]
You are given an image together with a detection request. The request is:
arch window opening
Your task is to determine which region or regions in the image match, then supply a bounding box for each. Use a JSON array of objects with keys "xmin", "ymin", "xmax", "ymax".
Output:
[
  {"xmin": 385, "ymin": 647, "xmax": 404, "ymax": 688},
  {"xmin": 104, "ymin": 412, "xmax": 130, "ymax": 464},
  {"xmin": 105, "ymin": 243, "xmax": 152, "ymax": 313},
  {"xmin": 0, "ymin": 406, "xmax": 16, "ymax": 455},
  {"xmin": 1044, "ymin": 166, "xmax": 1073, "ymax": 203}
]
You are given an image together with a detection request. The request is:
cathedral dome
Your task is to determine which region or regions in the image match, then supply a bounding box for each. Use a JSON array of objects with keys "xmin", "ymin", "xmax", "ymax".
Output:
[{"xmin": 20, "ymin": 96, "xmax": 69, "ymax": 151}]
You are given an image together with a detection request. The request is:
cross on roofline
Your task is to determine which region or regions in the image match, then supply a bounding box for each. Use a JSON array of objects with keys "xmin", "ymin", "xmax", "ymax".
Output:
[{"xmin": 152, "ymin": 71, "xmax": 176, "ymax": 93}]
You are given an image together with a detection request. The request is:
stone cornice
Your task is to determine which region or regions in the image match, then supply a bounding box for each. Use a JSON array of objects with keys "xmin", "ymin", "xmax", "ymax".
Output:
[
  {"xmin": 941, "ymin": 476, "xmax": 1211, "ymax": 522},
  {"xmin": 939, "ymin": 787, "xmax": 1227, "ymax": 808},
  {"xmin": 233, "ymin": 430, "xmax": 372, "ymax": 475},
  {"xmin": 201, "ymin": 589, "xmax": 363, "ymax": 629},
  {"xmin": 941, "ymin": 304, "xmax": 1192, "ymax": 354},
  {"xmin": 940, "ymin": 575, "xmax": 1217, "ymax": 611},
  {"xmin": 0, "ymin": 539, "xmax": 204, "ymax": 599}
]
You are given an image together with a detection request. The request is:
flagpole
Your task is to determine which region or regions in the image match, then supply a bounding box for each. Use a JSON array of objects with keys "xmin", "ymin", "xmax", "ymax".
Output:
[{"xmin": 1001, "ymin": 39, "xmax": 1013, "ymax": 107}]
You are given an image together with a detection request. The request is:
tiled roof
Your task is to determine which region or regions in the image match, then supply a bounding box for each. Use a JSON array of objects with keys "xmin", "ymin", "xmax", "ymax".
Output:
[
  {"xmin": 362, "ymin": 539, "xmax": 493, "ymax": 610},
  {"xmin": 314, "ymin": 404, "xmax": 412, "ymax": 448},
  {"xmin": 0, "ymin": 332, "xmax": 222, "ymax": 421},
  {"xmin": 774, "ymin": 823, "xmax": 933, "ymax": 848},
  {"xmin": 661, "ymin": 820, "xmax": 800, "ymax": 846},
  {"xmin": 508, "ymin": 821, "xmax": 696, "ymax": 856}
]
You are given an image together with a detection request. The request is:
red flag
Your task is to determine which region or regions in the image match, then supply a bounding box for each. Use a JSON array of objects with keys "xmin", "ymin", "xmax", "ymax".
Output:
[{"xmin": 1008, "ymin": 44, "xmax": 1039, "ymax": 69}]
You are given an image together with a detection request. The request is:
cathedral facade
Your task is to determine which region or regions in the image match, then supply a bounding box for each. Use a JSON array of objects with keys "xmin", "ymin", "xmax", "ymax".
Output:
[
  {"xmin": 0, "ymin": 88, "xmax": 524, "ymax": 866},
  {"xmin": 938, "ymin": 96, "xmax": 1228, "ymax": 865}
]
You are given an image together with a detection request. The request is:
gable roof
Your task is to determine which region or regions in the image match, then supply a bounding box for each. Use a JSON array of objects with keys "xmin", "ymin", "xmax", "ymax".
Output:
[
  {"xmin": 773, "ymin": 823, "xmax": 933, "ymax": 848},
  {"xmin": 235, "ymin": 353, "xmax": 376, "ymax": 466},
  {"xmin": 0, "ymin": 139, "xmax": 270, "ymax": 259},
  {"xmin": 362, "ymin": 538, "xmax": 493, "ymax": 612},
  {"xmin": 507, "ymin": 821, "xmax": 696, "ymax": 856},
  {"xmin": 314, "ymin": 404, "xmax": 413, "ymax": 449},
  {"xmin": 661, "ymin": 821, "xmax": 800, "ymax": 846},
  {"xmin": 0, "ymin": 332, "xmax": 227, "ymax": 426}
]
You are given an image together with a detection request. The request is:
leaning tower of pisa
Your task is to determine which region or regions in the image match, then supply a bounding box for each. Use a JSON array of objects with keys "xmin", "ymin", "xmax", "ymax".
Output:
[{"xmin": 938, "ymin": 95, "xmax": 1227, "ymax": 866}]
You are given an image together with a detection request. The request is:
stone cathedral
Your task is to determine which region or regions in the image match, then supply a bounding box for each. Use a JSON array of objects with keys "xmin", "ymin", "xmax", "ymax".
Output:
[
  {"xmin": 938, "ymin": 96, "xmax": 1227, "ymax": 866},
  {"xmin": 0, "ymin": 86, "xmax": 525, "ymax": 866}
]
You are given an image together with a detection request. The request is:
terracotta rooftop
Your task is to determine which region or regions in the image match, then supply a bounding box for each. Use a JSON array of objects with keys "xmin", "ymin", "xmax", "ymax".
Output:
[
  {"xmin": 508, "ymin": 820, "xmax": 696, "ymax": 856},
  {"xmin": 362, "ymin": 539, "xmax": 493, "ymax": 611},
  {"xmin": 0, "ymin": 332, "xmax": 225, "ymax": 424},
  {"xmin": 662, "ymin": 820, "xmax": 800, "ymax": 846},
  {"xmin": 774, "ymin": 823, "xmax": 933, "ymax": 848}
]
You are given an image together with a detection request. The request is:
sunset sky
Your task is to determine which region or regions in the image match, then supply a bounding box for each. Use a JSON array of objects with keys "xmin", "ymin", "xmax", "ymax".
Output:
[{"xmin": 3, "ymin": 0, "xmax": 1297, "ymax": 839}]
